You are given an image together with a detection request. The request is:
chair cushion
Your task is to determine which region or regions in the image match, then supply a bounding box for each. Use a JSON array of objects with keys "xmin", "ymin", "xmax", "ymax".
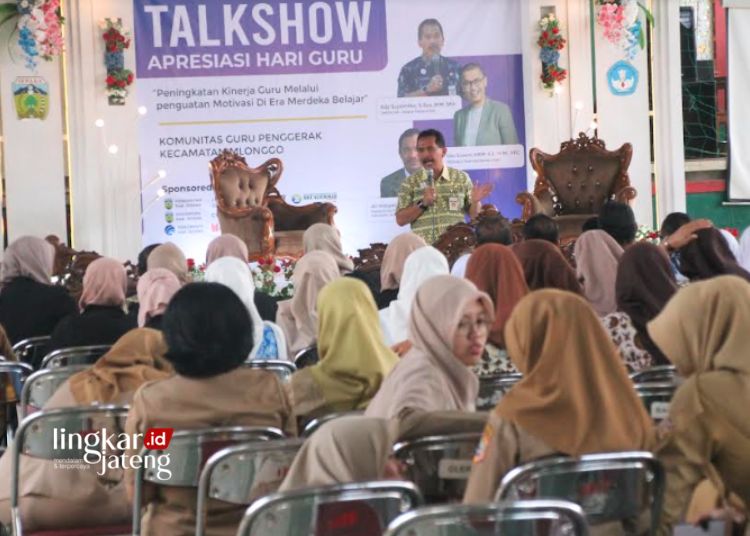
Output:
[
  {"xmin": 543, "ymin": 153, "xmax": 619, "ymax": 215},
  {"xmin": 218, "ymin": 167, "xmax": 269, "ymax": 212}
]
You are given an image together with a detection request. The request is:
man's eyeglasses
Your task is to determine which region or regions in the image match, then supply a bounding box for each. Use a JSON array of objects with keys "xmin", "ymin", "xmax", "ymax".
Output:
[{"xmin": 461, "ymin": 77, "xmax": 485, "ymax": 88}]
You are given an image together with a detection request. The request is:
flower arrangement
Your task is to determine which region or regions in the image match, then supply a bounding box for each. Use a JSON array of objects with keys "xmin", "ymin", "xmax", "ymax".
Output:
[
  {"xmin": 595, "ymin": 0, "xmax": 654, "ymax": 61},
  {"xmin": 186, "ymin": 258, "xmax": 206, "ymax": 282},
  {"xmin": 0, "ymin": 0, "xmax": 64, "ymax": 70},
  {"xmin": 251, "ymin": 256, "xmax": 296, "ymax": 299},
  {"xmin": 101, "ymin": 18, "xmax": 134, "ymax": 105},
  {"xmin": 635, "ymin": 225, "xmax": 660, "ymax": 244},
  {"xmin": 537, "ymin": 13, "xmax": 567, "ymax": 94}
]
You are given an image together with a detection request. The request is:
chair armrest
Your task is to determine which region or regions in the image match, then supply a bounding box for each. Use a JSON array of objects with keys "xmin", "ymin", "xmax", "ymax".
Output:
[{"xmin": 515, "ymin": 192, "xmax": 545, "ymax": 221}]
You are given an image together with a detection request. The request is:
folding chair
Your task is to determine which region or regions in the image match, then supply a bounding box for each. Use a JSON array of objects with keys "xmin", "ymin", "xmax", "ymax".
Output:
[
  {"xmin": 19, "ymin": 365, "xmax": 88, "ymax": 419},
  {"xmin": 195, "ymin": 437, "xmax": 304, "ymax": 536},
  {"xmin": 634, "ymin": 382, "xmax": 678, "ymax": 423},
  {"xmin": 293, "ymin": 345, "xmax": 319, "ymax": 369},
  {"xmin": 0, "ymin": 362, "xmax": 34, "ymax": 445},
  {"xmin": 11, "ymin": 336, "xmax": 50, "ymax": 368},
  {"xmin": 629, "ymin": 365, "xmax": 678, "ymax": 384},
  {"xmin": 496, "ymin": 451, "xmax": 665, "ymax": 534},
  {"xmin": 393, "ymin": 432, "xmax": 482, "ymax": 504},
  {"xmin": 476, "ymin": 373, "xmax": 522, "ymax": 411},
  {"xmin": 11, "ymin": 405, "xmax": 130, "ymax": 536},
  {"xmin": 301, "ymin": 411, "xmax": 365, "ymax": 438},
  {"xmin": 243, "ymin": 360, "xmax": 297, "ymax": 383},
  {"xmin": 132, "ymin": 426, "xmax": 285, "ymax": 536},
  {"xmin": 40, "ymin": 345, "xmax": 112, "ymax": 369},
  {"xmin": 384, "ymin": 499, "xmax": 589, "ymax": 536},
  {"xmin": 236, "ymin": 480, "xmax": 424, "ymax": 536}
]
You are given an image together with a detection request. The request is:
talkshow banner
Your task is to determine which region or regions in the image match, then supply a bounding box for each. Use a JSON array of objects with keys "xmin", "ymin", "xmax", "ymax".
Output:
[{"xmin": 134, "ymin": 0, "xmax": 525, "ymax": 258}]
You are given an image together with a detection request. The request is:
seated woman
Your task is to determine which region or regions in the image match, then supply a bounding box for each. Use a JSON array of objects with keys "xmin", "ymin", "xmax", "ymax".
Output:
[
  {"xmin": 602, "ymin": 242, "xmax": 677, "ymax": 373},
  {"xmin": 465, "ymin": 244, "xmax": 528, "ymax": 376},
  {"xmin": 377, "ymin": 232, "xmax": 427, "ymax": 308},
  {"xmin": 574, "ymin": 230, "xmax": 624, "ymax": 316},
  {"xmin": 677, "ymin": 226, "xmax": 750, "ymax": 283},
  {"xmin": 147, "ymin": 242, "xmax": 190, "ymax": 284},
  {"xmin": 136, "ymin": 268, "xmax": 181, "ymax": 330},
  {"xmin": 205, "ymin": 257, "xmax": 288, "ymax": 360},
  {"xmin": 0, "ymin": 328, "xmax": 172, "ymax": 531},
  {"xmin": 463, "ymin": 289, "xmax": 653, "ymax": 504},
  {"xmin": 379, "ymin": 246, "xmax": 449, "ymax": 347},
  {"xmin": 648, "ymin": 276, "xmax": 750, "ymax": 534},
  {"xmin": 276, "ymin": 251, "xmax": 340, "ymax": 356},
  {"xmin": 125, "ymin": 282, "xmax": 296, "ymax": 536},
  {"xmin": 47, "ymin": 257, "xmax": 136, "ymax": 354},
  {"xmin": 287, "ymin": 278, "xmax": 397, "ymax": 421},
  {"xmin": 303, "ymin": 223, "xmax": 354, "ymax": 275},
  {"xmin": 366, "ymin": 275, "xmax": 493, "ymax": 419},
  {"xmin": 511, "ymin": 239, "xmax": 582, "ymax": 294},
  {"xmin": 0, "ymin": 236, "xmax": 76, "ymax": 345}
]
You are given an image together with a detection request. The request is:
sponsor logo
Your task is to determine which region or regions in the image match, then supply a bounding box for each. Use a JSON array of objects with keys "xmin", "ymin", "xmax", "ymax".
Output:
[
  {"xmin": 164, "ymin": 212, "xmax": 174, "ymax": 223},
  {"xmin": 163, "ymin": 198, "xmax": 174, "ymax": 210},
  {"xmin": 164, "ymin": 225, "xmax": 175, "ymax": 236},
  {"xmin": 12, "ymin": 76, "xmax": 49, "ymax": 119}
]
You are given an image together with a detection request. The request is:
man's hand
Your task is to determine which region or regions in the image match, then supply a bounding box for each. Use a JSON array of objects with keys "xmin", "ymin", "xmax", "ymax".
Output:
[
  {"xmin": 422, "ymin": 186, "xmax": 436, "ymax": 207},
  {"xmin": 471, "ymin": 182, "xmax": 494, "ymax": 204},
  {"xmin": 426, "ymin": 75, "xmax": 443, "ymax": 94},
  {"xmin": 665, "ymin": 219, "xmax": 712, "ymax": 250}
]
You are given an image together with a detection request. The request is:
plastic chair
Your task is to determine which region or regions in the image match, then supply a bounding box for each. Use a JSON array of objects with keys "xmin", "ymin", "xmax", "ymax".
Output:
[
  {"xmin": 40, "ymin": 345, "xmax": 112, "ymax": 369},
  {"xmin": 476, "ymin": 373, "xmax": 522, "ymax": 411},
  {"xmin": 132, "ymin": 426, "xmax": 285, "ymax": 536},
  {"xmin": 294, "ymin": 345, "xmax": 319, "ymax": 369},
  {"xmin": 10, "ymin": 405, "xmax": 130, "ymax": 536},
  {"xmin": 19, "ymin": 365, "xmax": 88, "ymax": 419},
  {"xmin": 634, "ymin": 382, "xmax": 678, "ymax": 422},
  {"xmin": 629, "ymin": 365, "xmax": 678, "ymax": 384},
  {"xmin": 393, "ymin": 432, "xmax": 482, "ymax": 504},
  {"xmin": 0, "ymin": 362, "xmax": 34, "ymax": 445},
  {"xmin": 496, "ymin": 451, "xmax": 665, "ymax": 534},
  {"xmin": 243, "ymin": 360, "xmax": 296, "ymax": 383},
  {"xmin": 301, "ymin": 411, "xmax": 365, "ymax": 438},
  {"xmin": 11, "ymin": 336, "xmax": 50, "ymax": 368},
  {"xmin": 236, "ymin": 480, "xmax": 424, "ymax": 536},
  {"xmin": 384, "ymin": 499, "xmax": 590, "ymax": 536},
  {"xmin": 195, "ymin": 437, "xmax": 304, "ymax": 535}
]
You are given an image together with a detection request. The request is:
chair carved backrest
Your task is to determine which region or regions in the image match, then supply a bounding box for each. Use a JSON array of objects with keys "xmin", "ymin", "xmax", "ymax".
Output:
[
  {"xmin": 433, "ymin": 223, "xmax": 476, "ymax": 266},
  {"xmin": 352, "ymin": 243, "xmax": 387, "ymax": 273},
  {"xmin": 525, "ymin": 133, "xmax": 634, "ymax": 219},
  {"xmin": 210, "ymin": 150, "xmax": 280, "ymax": 216}
]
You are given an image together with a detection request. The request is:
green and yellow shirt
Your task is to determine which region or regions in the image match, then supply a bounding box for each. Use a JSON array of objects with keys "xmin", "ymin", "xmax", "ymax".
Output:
[{"xmin": 396, "ymin": 167, "xmax": 472, "ymax": 242}]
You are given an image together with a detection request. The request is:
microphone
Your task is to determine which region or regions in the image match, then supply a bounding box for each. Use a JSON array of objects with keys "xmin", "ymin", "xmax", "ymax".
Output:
[
  {"xmin": 427, "ymin": 169, "xmax": 434, "ymax": 186},
  {"xmin": 426, "ymin": 169, "xmax": 437, "ymax": 243}
]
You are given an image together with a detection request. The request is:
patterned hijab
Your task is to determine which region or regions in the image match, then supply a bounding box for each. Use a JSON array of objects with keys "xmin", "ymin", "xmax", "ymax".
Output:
[
  {"xmin": 79, "ymin": 257, "xmax": 128, "ymax": 310},
  {"xmin": 678, "ymin": 227, "xmax": 750, "ymax": 283},
  {"xmin": 465, "ymin": 244, "xmax": 528, "ymax": 347},
  {"xmin": 136, "ymin": 268, "xmax": 181, "ymax": 327},
  {"xmin": 147, "ymin": 242, "xmax": 189, "ymax": 284},
  {"xmin": 1, "ymin": 236, "xmax": 55, "ymax": 285},
  {"xmin": 574, "ymin": 230, "xmax": 624, "ymax": 315},
  {"xmin": 380, "ymin": 232, "xmax": 427, "ymax": 291},
  {"xmin": 511, "ymin": 239, "xmax": 581, "ymax": 294},
  {"xmin": 499, "ymin": 289, "xmax": 653, "ymax": 456},
  {"xmin": 303, "ymin": 223, "xmax": 354, "ymax": 274},
  {"xmin": 205, "ymin": 234, "xmax": 249, "ymax": 264}
]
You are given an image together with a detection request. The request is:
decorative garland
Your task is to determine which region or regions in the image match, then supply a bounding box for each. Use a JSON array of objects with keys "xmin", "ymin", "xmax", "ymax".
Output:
[
  {"xmin": 537, "ymin": 13, "xmax": 567, "ymax": 95},
  {"xmin": 594, "ymin": 0, "xmax": 654, "ymax": 60},
  {"xmin": 0, "ymin": 0, "xmax": 64, "ymax": 70},
  {"xmin": 101, "ymin": 18, "xmax": 134, "ymax": 105}
]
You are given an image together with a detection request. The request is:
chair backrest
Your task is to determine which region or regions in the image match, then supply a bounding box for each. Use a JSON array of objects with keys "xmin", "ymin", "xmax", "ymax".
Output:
[
  {"xmin": 195, "ymin": 438, "xmax": 304, "ymax": 536},
  {"xmin": 393, "ymin": 432, "xmax": 482, "ymax": 504},
  {"xmin": 11, "ymin": 405, "xmax": 129, "ymax": 536},
  {"xmin": 302, "ymin": 411, "xmax": 365, "ymax": 438},
  {"xmin": 236, "ymin": 480, "xmax": 424, "ymax": 536},
  {"xmin": 19, "ymin": 365, "xmax": 88, "ymax": 419},
  {"xmin": 244, "ymin": 360, "xmax": 296, "ymax": 383},
  {"xmin": 210, "ymin": 150, "xmax": 280, "ymax": 217},
  {"xmin": 634, "ymin": 382, "xmax": 678, "ymax": 423},
  {"xmin": 294, "ymin": 345, "xmax": 319, "ymax": 369},
  {"xmin": 496, "ymin": 451, "xmax": 665, "ymax": 533},
  {"xmin": 132, "ymin": 426, "xmax": 285, "ymax": 535},
  {"xmin": 11, "ymin": 336, "xmax": 50, "ymax": 368},
  {"xmin": 40, "ymin": 345, "xmax": 111, "ymax": 369},
  {"xmin": 0, "ymin": 362, "xmax": 35, "ymax": 444},
  {"xmin": 630, "ymin": 365, "xmax": 678, "ymax": 384},
  {"xmin": 476, "ymin": 373, "xmax": 523, "ymax": 411},
  {"xmin": 384, "ymin": 499, "xmax": 589, "ymax": 536}
]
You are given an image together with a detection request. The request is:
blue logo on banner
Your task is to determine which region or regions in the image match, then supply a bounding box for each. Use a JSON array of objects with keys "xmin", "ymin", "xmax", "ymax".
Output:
[
  {"xmin": 164, "ymin": 225, "xmax": 176, "ymax": 236},
  {"xmin": 607, "ymin": 60, "xmax": 638, "ymax": 96},
  {"xmin": 291, "ymin": 194, "xmax": 302, "ymax": 204}
]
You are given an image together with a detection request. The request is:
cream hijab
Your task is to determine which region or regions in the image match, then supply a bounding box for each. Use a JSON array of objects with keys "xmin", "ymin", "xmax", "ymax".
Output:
[
  {"xmin": 574, "ymin": 230, "xmax": 624, "ymax": 316},
  {"xmin": 366, "ymin": 275, "xmax": 493, "ymax": 419},
  {"xmin": 205, "ymin": 234, "xmax": 249, "ymax": 264},
  {"xmin": 1, "ymin": 236, "xmax": 55, "ymax": 285},
  {"xmin": 78, "ymin": 257, "xmax": 128, "ymax": 310},
  {"xmin": 379, "ymin": 247, "xmax": 449, "ymax": 345},
  {"xmin": 136, "ymin": 268, "xmax": 181, "ymax": 327},
  {"xmin": 380, "ymin": 232, "xmax": 427, "ymax": 291},
  {"xmin": 147, "ymin": 242, "xmax": 189, "ymax": 284},
  {"xmin": 279, "ymin": 416, "xmax": 399, "ymax": 491},
  {"xmin": 276, "ymin": 251, "xmax": 340, "ymax": 355},
  {"xmin": 303, "ymin": 223, "xmax": 354, "ymax": 274}
]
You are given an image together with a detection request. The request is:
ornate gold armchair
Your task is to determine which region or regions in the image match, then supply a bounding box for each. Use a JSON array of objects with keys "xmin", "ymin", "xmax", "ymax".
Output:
[
  {"xmin": 210, "ymin": 151, "xmax": 336, "ymax": 258},
  {"xmin": 516, "ymin": 133, "xmax": 636, "ymax": 240}
]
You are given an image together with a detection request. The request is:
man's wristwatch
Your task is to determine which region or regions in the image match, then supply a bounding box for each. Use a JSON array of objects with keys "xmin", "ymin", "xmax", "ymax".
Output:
[{"xmin": 416, "ymin": 200, "xmax": 427, "ymax": 211}]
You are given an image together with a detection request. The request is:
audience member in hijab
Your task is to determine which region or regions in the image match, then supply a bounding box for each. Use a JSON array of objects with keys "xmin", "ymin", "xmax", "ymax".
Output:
[
  {"xmin": 0, "ymin": 236, "xmax": 76, "ymax": 344},
  {"xmin": 276, "ymin": 251, "xmax": 340, "ymax": 356},
  {"xmin": 146, "ymin": 242, "xmax": 189, "ymax": 284},
  {"xmin": 288, "ymin": 278, "xmax": 398, "ymax": 420},
  {"xmin": 377, "ymin": 232, "xmax": 427, "ymax": 308},
  {"xmin": 522, "ymin": 213, "xmax": 559, "ymax": 244},
  {"xmin": 676, "ymin": 227, "xmax": 750, "ymax": 283},
  {"xmin": 464, "ymin": 289, "xmax": 653, "ymax": 504},
  {"xmin": 648, "ymin": 276, "xmax": 750, "ymax": 535},
  {"xmin": 0, "ymin": 328, "xmax": 171, "ymax": 531},
  {"xmin": 136, "ymin": 243, "xmax": 161, "ymax": 276},
  {"xmin": 740, "ymin": 226, "xmax": 750, "ymax": 272},
  {"xmin": 303, "ymin": 223, "xmax": 354, "ymax": 275},
  {"xmin": 136, "ymin": 268, "xmax": 181, "ymax": 331},
  {"xmin": 582, "ymin": 216, "xmax": 600, "ymax": 232},
  {"xmin": 511, "ymin": 239, "xmax": 582, "ymax": 294},
  {"xmin": 574, "ymin": 230, "xmax": 624, "ymax": 316},
  {"xmin": 367, "ymin": 276, "xmax": 493, "ymax": 419},
  {"xmin": 465, "ymin": 244, "xmax": 528, "ymax": 376},
  {"xmin": 205, "ymin": 257, "xmax": 288, "ymax": 360},
  {"xmin": 47, "ymin": 257, "xmax": 136, "ymax": 356},
  {"xmin": 379, "ymin": 246, "xmax": 449, "ymax": 347},
  {"xmin": 719, "ymin": 229, "xmax": 741, "ymax": 260},
  {"xmin": 452, "ymin": 215, "xmax": 513, "ymax": 278},
  {"xmin": 599, "ymin": 200, "xmax": 638, "ymax": 247},
  {"xmin": 125, "ymin": 283, "xmax": 295, "ymax": 536},
  {"xmin": 601, "ymin": 242, "xmax": 678, "ymax": 373}
]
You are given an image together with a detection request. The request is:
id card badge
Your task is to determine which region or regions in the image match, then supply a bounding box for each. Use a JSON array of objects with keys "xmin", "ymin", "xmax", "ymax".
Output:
[{"xmin": 449, "ymin": 196, "xmax": 460, "ymax": 211}]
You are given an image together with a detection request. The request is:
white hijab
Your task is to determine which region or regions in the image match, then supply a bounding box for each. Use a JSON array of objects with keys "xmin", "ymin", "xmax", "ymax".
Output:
[
  {"xmin": 720, "ymin": 229, "xmax": 741, "ymax": 260},
  {"xmin": 450, "ymin": 253, "xmax": 471, "ymax": 278},
  {"xmin": 379, "ymin": 247, "xmax": 449, "ymax": 345},
  {"xmin": 740, "ymin": 226, "xmax": 750, "ymax": 272}
]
